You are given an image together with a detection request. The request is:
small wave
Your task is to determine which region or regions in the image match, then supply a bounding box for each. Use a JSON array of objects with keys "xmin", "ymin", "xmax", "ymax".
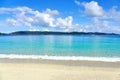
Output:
[{"xmin": 0, "ymin": 54, "xmax": 120, "ymax": 62}]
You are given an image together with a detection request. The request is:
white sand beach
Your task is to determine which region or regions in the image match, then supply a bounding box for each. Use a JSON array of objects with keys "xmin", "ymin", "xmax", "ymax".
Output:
[{"xmin": 0, "ymin": 58, "xmax": 120, "ymax": 80}]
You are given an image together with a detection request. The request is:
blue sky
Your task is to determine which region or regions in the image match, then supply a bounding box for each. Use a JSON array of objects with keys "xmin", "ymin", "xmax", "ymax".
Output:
[{"xmin": 0, "ymin": 0, "xmax": 120, "ymax": 33}]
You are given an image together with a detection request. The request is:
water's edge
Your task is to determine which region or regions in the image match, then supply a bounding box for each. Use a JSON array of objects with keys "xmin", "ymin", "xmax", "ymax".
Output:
[{"xmin": 0, "ymin": 54, "xmax": 120, "ymax": 62}]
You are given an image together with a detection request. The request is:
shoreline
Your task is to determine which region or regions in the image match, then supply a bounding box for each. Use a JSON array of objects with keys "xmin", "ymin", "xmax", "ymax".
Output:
[
  {"xmin": 0, "ymin": 54, "xmax": 120, "ymax": 62},
  {"xmin": 0, "ymin": 58, "xmax": 120, "ymax": 68}
]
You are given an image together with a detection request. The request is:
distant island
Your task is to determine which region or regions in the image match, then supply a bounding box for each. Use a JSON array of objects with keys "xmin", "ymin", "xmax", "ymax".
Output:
[
  {"xmin": 0, "ymin": 31, "xmax": 120, "ymax": 36},
  {"xmin": 0, "ymin": 32, "xmax": 6, "ymax": 35}
]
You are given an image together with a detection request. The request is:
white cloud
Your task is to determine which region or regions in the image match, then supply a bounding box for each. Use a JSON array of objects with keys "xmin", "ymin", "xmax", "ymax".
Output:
[
  {"xmin": 75, "ymin": 0, "xmax": 120, "ymax": 22},
  {"xmin": 34, "ymin": 11, "xmax": 55, "ymax": 27},
  {"xmin": 92, "ymin": 17, "xmax": 109, "ymax": 27},
  {"xmin": 56, "ymin": 16, "xmax": 73, "ymax": 28},
  {"xmin": 74, "ymin": 0, "xmax": 120, "ymax": 33},
  {"xmin": 7, "ymin": 19, "xmax": 19, "ymax": 27},
  {"xmin": 0, "ymin": 5, "xmax": 120, "ymax": 33},
  {"xmin": 45, "ymin": 8, "xmax": 59, "ymax": 16},
  {"xmin": 0, "ymin": 7, "xmax": 33, "ymax": 14},
  {"xmin": 0, "ymin": 7, "xmax": 75, "ymax": 30},
  {"xmin": 83, "ymin": 1, "xmax": 104, "ymax": 17},
  {"xmin": 107, "ymin": 7, "xmax": 120, "ymax": 21}
]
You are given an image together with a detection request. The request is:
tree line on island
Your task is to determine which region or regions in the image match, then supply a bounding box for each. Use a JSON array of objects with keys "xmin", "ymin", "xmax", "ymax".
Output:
[{"xmin": 0, "ymin": 31, "xmax": 119, "ymax": 36}]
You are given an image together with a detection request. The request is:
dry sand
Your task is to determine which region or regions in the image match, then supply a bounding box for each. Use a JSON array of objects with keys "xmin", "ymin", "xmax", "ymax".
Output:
[{"xmin": 0, "ymin": 58, "xmax": 120, "ymax": 80}]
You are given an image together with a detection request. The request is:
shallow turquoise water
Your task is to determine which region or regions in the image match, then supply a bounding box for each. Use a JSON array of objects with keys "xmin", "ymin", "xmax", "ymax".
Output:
[{"xmin": 0, "ymin": 35, "xmax": 120, "ymax": 57}]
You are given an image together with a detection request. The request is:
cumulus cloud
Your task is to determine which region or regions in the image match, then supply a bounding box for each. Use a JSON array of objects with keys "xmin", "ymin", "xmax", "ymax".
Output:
[
  {"xmin": 56, "ymin": 16, "xmax": 73, "ymax": 28},
  {"xmin": 74, "ymin": 0, "xmax": 104, "ymax": 17},
  {"xmin": 75, "ymin": 1, "xmax": 120, "ymax": 22},
  {"xmin": 74, "ymin": 0, "xmax": 120, "ymax": 33},
  {"xmin": 82, "ymin": 1, "xmax": 104, "ymax": 17},
  {"xmin": 3, "ymin": 7, "xmax": 56, "ymax": 28},
  {"xmin": 0, "ymin": 7, "xmax": 74, "ymax": 31},
  {"xmin": 0, "ymin": 3, "xmax": 120, "ymax": 33}
]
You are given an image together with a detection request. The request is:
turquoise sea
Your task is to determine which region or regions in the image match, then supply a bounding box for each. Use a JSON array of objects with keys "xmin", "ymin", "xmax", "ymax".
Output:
[{"xmin": 0, "ymin": 35, "xmax": 120, "ymax": 61}]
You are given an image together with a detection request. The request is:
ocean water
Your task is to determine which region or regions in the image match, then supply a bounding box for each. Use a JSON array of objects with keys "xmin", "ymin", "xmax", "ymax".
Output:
[{"xmin": 0, "ymin": 35, "xmax": 120, "ymax": 62}]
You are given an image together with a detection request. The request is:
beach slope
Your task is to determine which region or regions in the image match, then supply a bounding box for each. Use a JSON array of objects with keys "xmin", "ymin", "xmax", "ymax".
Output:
[{"xmin": 0, "ymin": 59, "xmax": 120, "ymax": 80}]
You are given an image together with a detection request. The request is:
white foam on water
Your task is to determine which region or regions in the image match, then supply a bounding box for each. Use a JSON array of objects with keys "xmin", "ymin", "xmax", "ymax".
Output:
[{"xmin": 0, "ymin": 54, "xmax": 120, "ymax": 62}]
